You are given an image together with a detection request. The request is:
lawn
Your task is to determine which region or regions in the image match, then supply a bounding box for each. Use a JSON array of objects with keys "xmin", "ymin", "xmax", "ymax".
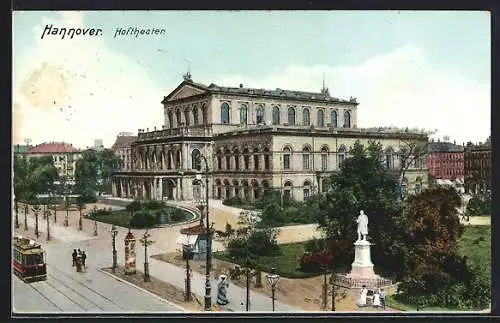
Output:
[
  {"xmin": 88, "ymin": 206, "xmax": 194, "ymax": 229},
  {"xmin": 458, "ymin": 225, "xmax": 491, "ymax": 281},
  {"xmin": 213, "ymin": 241, "xmax": 322, "ymax": 278}
]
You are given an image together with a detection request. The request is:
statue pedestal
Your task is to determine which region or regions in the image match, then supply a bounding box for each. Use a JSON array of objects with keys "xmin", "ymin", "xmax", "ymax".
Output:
[{"xmin": 349, "ymin": 239, "xmax": 376, "ymax": 278}]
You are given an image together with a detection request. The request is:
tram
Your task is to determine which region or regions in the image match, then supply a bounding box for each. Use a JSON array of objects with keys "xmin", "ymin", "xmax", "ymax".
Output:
[{"xmin": 13, "ymin": 236, "xmax": 47, "ymax": 282}]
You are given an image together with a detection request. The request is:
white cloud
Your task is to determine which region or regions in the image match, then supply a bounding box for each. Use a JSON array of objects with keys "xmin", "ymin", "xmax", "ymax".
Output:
[
  {"xmin": 13, "ymin": 13, "xmax": 490, "ymax": 149},
  {"xmin": 202, "ymin": 45, "xmax": 490, "ymax": 145},
  {"xmin": 13, "ymin": 12, "xmax": 168, "ymax": 149}
]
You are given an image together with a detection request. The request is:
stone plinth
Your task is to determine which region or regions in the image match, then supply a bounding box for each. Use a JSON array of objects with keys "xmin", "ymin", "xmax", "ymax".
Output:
[{"xmin": 349, "ymin": 239, "xmax": 376, "ymax": 278}]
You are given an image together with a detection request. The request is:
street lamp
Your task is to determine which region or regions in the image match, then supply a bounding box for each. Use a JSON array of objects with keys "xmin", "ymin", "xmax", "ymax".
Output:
[
  {"xmin": 139, "ymin": 229, "xmax": 154, "ymax": 282},
  {"xmin": 196, "ymin": 195, "xmax": 206, "ymax": 226},
  {"xmin": 14, "ymin": 194, "xmax": 19, "ymax": 229},
  {"xmin": 94, "ymin": 220, "xmax": 98, "ymax": 236},
  {"xmin": 64, "ymin": 194, "xmax": 70, "ymax": 227},
  {"xmin": 32, "ymin": 204, "xmax": 41, "ymax": 238},
  {"xmin": 183, "ymin": 244, "xmax": 194, "ymax": 301},
  {"xmin": 23, "ymin": 204, "xmax": 28, "ymax": 231},
  {"xmin": 199, "ymin": 154, "xmax": 212, "ymax": 311},
  {"xmin": 45, "ymin": 208, "xmax": 51, "ymax": 241},
  {"xmin": 109, "ymin": 225, "xmax": 118, "ymax": 273},
  {"xmin": 266, "ymin": 268, "xmax": 280, "ymax": 312}
]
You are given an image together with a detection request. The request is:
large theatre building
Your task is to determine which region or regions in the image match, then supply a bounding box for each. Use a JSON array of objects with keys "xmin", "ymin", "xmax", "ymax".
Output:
[{"xmin": 111, "ymin": 75, "xmax": 429, "ymax": 202}]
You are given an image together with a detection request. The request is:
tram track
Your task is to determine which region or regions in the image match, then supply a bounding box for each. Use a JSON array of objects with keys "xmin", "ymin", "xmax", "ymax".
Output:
[
  {"xmin": 24, "ymin": 280, "xmax": 64, "ymax": 312},
  {"xmin": 47, "ymin": 265, "xmax": 123, "ymax": 311}
]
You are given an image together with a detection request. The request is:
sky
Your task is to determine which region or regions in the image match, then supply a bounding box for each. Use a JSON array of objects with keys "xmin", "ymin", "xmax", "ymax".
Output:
[{"xmin": 12, "ymin": 11, "xmax": 491, "ymax": 149}]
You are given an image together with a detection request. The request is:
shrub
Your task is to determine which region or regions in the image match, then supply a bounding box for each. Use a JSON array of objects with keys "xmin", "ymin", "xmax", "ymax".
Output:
[
  {"xmin": 89, "ymin": 208, "xmax": 113, "ymax": 217},
  {"xmin": 227, "ymin": 228, "xmax": 281, "ymax": 259},
  {"xmin": 223, "ymin": 196, "xmax": 243, "ymax": 207},
  {"xmin": 130, "ymin": 210, "xmax": 156, "ymax": 229},
  {"xmin": 299, "ymin": 249, "xmax": 334, "ymax": 273},
  {"xmin": 145, "ymin": 200, "xmax": 165, "ymax": 210},
  {"xmin": 126, "ymin": 200, "xmax": 143, "ymax": 212}
]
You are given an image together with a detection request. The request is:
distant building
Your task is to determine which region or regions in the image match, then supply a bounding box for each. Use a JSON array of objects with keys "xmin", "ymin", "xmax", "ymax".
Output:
[
  {"xmin": 111, "ymin": 77, "xmax": 429, "ymax": 202},
  {"xmin": 25, "ymin": 142, "xmax": 82, "ymax": 181},
  {"xmin": 426, "ymin": 140, "xmax": 464, "ymax": 182},
  {"xmin": 111, "ymin": 133, "xmax": 137, "ymax": 171},
  {"xmin": 94, "ymin": 139, "xmax": 104, "ymax": 151},
  {"xmin": 464, "ymin": 137, "xmax": 491, "ymax": 195}
]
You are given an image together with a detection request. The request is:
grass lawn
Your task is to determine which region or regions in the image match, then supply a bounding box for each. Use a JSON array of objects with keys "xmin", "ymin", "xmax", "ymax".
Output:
[
  {"xmin": 213, "ymin": 241, "xmax": 323, "ymax": 278},
  {"xmin": 458, "ymin": 225, "xmax": 491, "ymax": 281},
  {"xmin": 89, "ymin": 206, "xmax": 194, "ymax": 229},
  {"xmin": 386, "ymin": 295, "xmax": 450, "ymax": 312}
]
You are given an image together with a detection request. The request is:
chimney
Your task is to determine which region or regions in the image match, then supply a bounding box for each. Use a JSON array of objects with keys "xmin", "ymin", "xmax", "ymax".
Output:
[{"xmin": 239, "ymin": 84, "xmax": 243, "ymax": 88}]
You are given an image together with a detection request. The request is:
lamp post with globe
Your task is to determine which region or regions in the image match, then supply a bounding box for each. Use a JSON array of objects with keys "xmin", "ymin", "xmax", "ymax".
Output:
[{"xmin": 266, "ymin": 268, "xmax": 281, "ymax": 312}]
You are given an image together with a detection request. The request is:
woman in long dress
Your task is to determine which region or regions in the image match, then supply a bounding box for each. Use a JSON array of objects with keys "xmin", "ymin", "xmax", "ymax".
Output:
[
  {"xmin": 216, "ymin": 275, "xmax": 230, "ymax": 306},
  {"xmin": 372, "ymin": 290, "xmax": 381, "ymax": 307},
  {"xmin": 357, "ymin": 287, "xmax": 368, "ymax": 307}
]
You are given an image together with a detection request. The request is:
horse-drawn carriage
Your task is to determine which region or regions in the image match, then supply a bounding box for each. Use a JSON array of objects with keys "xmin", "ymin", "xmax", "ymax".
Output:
[{"xmin": 13, "ymin": 236, "xmax": 47, "ymax": 282}]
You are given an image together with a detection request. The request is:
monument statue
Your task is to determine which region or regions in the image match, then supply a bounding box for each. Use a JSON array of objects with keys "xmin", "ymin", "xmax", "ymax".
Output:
[{"xmin": 356, "ymin": 210, "xmax": 368, "ymax": 241}]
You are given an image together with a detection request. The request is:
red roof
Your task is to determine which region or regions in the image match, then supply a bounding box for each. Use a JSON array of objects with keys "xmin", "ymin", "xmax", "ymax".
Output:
[{"xmin": 28, "ymin": 142, "xmax": 80, "ymax": 154}]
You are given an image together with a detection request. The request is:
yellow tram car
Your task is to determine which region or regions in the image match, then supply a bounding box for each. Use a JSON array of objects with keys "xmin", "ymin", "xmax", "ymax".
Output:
[{"xmin": 13, "ymin": 236, "xmax": 47, "ymax": 282}]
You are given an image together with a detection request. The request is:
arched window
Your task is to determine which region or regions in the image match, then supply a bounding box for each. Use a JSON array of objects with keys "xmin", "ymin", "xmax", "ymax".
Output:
[
  {"xmin": 221, "ymin": 103, "xmax": 230, "ymax": 124},
  {"xmin": 184, "ymin": 110, "xmax": 190, "ymax": 126},
  {"xmin": 239, "ymin": 104, "xmax": 248, "ymax": 125},
  {"xmin": 272, "ymin": 106, "xmax": 280, "ymax": 125},
  {"xmin": 330, "ymin": 110, "xmax": 337, "ymax": 128},
  {"xmin": 338, "ymin": 145, "xmax": 346, "ymax": 165},
  {"xmin": 283, "ymin": 146, "xmax": 291, "ymax": 170},
  {"xmin": 321, "ymin": 146, "xmax": 329, "ymax": 171},
  {"xmin": 385, "ymin": 148, "xmax": 393, "ymax": 169},
  {"xmin": 287, "ymin": 107, "xmax": 296, "ymax": 125},
  {"xmin": 303, "ymin": 180, "xmax": 311, "ymax": 200},
  {"xmin": 343, "ymin": 111, "xmax": 351, "ymax": 128},
  {"xmin": 168, "ymin": 110, "xmax": 174, "ymax": 129},
  {"xmin": 317, "ymin": 109, "xmax": 324, "ymax": 127},
  {"xmin": 256, "ymin": 106, "xmax": 264, "ymax": 124},
  {"xmin": 191, "ymin": 149, "xmax": 201, "ymax": 170},
  {"xmin": 302, "ymin": 146, "xmax": 310, "ymax": 170},
  {"xmin": 193, "ymin": 108, "xmax": 199, "ymax": 126},
  {"xmin": 176, "ymin": 109, "xmax": 182, "ymax": 127},
  {"xmin": 302, "ymin": 108, "xmax": 310, "ymax": 126}
]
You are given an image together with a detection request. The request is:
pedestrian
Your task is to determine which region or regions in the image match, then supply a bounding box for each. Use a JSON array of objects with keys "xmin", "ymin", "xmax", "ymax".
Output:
[
  {"xmin": 78, "ymin": 248, "xmax": 82, "ymax": 256},
  {"xmin": 373, "ymin": 289, "xmax": 381, "ymax": 308},
  {"xmin": 81, "ymin": 251, "xmax": 87, "ymax": 268},
  {"xmin": 72, "ymin": 249, "xmax": 77, "ymax": 266},
  {"xmin": 379, "ymin": 288, "xmax": 386, "ymax": 310}
]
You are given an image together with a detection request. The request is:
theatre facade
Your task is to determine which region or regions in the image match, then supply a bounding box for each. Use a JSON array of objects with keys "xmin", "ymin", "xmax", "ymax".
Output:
[{"xmin": 111, "ymin": 75, "xmax": 429, "ymax": 202}]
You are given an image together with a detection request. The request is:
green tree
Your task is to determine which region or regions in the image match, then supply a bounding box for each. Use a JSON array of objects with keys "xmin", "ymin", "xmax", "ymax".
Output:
[
  {"xmin": 74, "ymin": 148, "xmax": 120, "ymax": 198},
  {"xmin": 319, "ymin": 140, "xmax": 405, "ymax": 274}
]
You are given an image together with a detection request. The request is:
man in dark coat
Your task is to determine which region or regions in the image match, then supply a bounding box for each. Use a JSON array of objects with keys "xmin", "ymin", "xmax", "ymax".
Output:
[{"xmin": 72, "ymin": 249, "xmax": 78, "ymax": 266}]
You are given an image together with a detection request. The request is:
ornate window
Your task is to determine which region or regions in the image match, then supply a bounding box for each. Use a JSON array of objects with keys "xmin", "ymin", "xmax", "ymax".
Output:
[
  {"xmin": 321, "ymin": 146, "xmax": 328, "ymax": 171},
  {"xmin": 256, "ymin": 106, "xmax": 264, "ymax": 124},
  {"xmin": 330, "ymin": 110, "xmax": 337, "ymax": 128},
  {"xmin": 338, "ymin": 145, "xmax": 346, "ymax": 165},
  {"xmin": 184, "ymin": 110, "xmax": 190, "ymax": 126},
  {"xmin": 168, "ymin": 110, "xmax": 174, "ymax": 129},
  {"xmin": 239, "ymin": 104, "xmax": 248, "ymax": 125},
  {"xmin": 302, "ymin": 108, "xmax": 310, "ymax": 126},
  {"xmin": 176, "ymin": 109, "xmax": 182, "ymax": 127},
  {"xmin": 191, "ymin": 149, "xmax": 201, "ymax": 170},
  {"xmin": 343, "ymin": 111, "xmax": 351, "ymax": 128},
  {"xmin": 287, "ymin": 107, "xmax": 296, "ymax": 125},
  {"xmin": 221, "ymin": 103, "xmax": 230, "ymax": 124},
  {"xmin": 253, "ymin": 155, "xmax": 259, "ymax": 170},
  {"xmin": 317, "ymin": 109, "xmax": 324, "ymax": 127},
  {"xmin": 303, "ymin": 180, "xmax": 312, "ymax": 200},
  {"xmin": 302, "ymin": 146, "xmax": 310, "ymax": 170},
  {"xmin": 193, "ymin": 108, "xmax": 199, "ymax": 126},
  {"xmin": 283, "ymin": 147, "xmax": 291, "ymax": 170},
  {"xmin": 272, "ymin": 106, "xmax": 280, "ymax": 125},
  {"xmin": 385, "ymin": 149, "xmax": 393, "ymax": 169}
]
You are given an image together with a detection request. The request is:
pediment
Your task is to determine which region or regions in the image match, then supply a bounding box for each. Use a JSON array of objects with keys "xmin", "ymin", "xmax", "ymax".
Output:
[{"xmin": 167, "ymin": 84, "xmax": 206, "ymax": 101}]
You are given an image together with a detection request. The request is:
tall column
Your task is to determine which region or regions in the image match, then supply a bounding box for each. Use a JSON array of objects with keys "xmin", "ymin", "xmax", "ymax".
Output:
[
  {"xmin": 119, "ymin": 179, "xmax": 124, "ymax": 198},
  {"xmin": 183, "ymin": 144, "xmax": 188, "ymax": 170},
  {"xmin": 248, "ymin": 154, "xmax": 254, "ymax": 170},
  {"xmin": 112, "ymin": 179, "xmax": 117, "ymax": 197},
  {"xmin": 239, "ymin": 155, "xmax": 244, "ymax": 171},
  {"xmin": 142, "ymin": 180, "xmax": 146, "ymax": 199},
  {"xmin": 161, "ymin": 148, "xmax": 166, "ymax": 170},
  {"xmin": 151, "ymin": 178, "xmax": 156, "ymax": 200},
  {"xmin": 176, "ymin": 178, "xmax": 180, "ymax": 200},
  {"xmin": 259, "ymin": 154, "xmax": 265, "ymax": 171},
  {"xmin": 158, "ymin": 178, "xmax": 163, "ymax": 200}
]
